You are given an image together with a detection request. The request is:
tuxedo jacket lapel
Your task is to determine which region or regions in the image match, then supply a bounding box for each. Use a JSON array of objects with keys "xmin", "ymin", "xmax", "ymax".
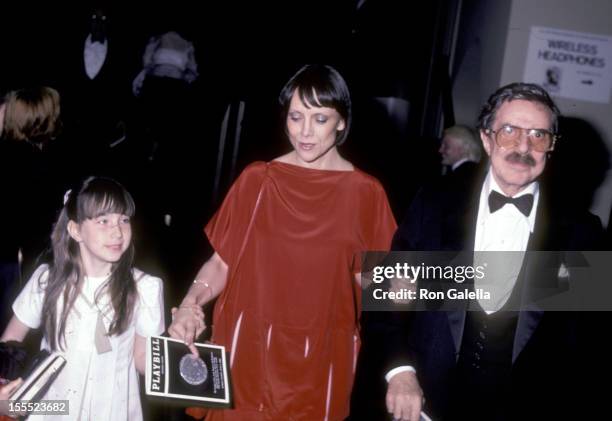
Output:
[
  {"xmin": 513, "ymin": 307, "xmax": 544, "ymax": 363},
  {"xmin": 513, "ymin": 191, "xmax": 550, "ymax": 363},
  {"xmin": 462, "ymin": 191, "xmax": 479, "ymax": 252},
  {"xmin": 447, "ymin": 183, "xmax": 480, "ymax": 358},
  {"xmin": 448, "ymin": 310, "xmax": 466, "ymax": 360}
]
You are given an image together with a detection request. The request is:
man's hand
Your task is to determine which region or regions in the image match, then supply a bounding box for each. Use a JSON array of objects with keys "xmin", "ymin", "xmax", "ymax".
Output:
[
  {"xmin": 386, "ymin": 370, "xmax": 424, "ymax": 421},
  {"xmin": 168, "ymin": 305, "xmax": 206, "ymax": 356},
  {"xmin": 389, "ymin": 276, "xmax": 417, "ymax": 305}
]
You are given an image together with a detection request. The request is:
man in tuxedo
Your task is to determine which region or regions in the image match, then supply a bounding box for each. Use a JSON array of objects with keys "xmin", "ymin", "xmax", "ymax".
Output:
[
  {"xmin": 383, "ymin": 83, "xmax": 604, "ymax": 420},
  {"xmin": 57, "ymin": 5, "xmax": 139, "ymax": 159}
]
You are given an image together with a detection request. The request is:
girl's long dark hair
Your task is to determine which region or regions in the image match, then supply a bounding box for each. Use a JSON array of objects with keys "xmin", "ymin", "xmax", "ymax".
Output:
[{"xmin": 40, "ymin": 176, "xmax": 137, "ymax": 351}]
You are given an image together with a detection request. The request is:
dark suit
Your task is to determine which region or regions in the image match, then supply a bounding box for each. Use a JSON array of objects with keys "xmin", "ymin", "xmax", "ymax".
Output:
[
  {"xmin": 448, "ymin": 160, "xmax": 479, "ymax": 183},
  {"xmin": 55, "ymin": 11, "xmax": 140, "ymax": 159},
  {"xmin": 380, "ymin": 171, "xmax": 605, "ymax": 420}
]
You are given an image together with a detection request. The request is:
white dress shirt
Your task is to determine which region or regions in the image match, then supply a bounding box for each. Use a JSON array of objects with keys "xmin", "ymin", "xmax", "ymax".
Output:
[
  {"xmin": 84, "ymin": 34, "xmax": 108, "ymax": 80},
  {"xmin": 474, "ymin": 170, "xmax": 539, "ymax": 313}
]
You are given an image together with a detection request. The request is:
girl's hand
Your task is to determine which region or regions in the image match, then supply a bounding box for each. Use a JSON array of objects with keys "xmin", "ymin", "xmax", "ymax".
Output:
[
  {"xmin": 0, "ymin": 378, "xmax": 24, "ymax": 416},
  {"xmin": 168, "ymin": 306, "xmax": 206, "ymax": 356}
]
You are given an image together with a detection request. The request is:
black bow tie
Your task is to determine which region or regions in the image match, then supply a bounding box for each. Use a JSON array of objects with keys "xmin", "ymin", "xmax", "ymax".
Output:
[{"xmin": 488, "ymin": 190, "xmax": 534, "ymax": 216}]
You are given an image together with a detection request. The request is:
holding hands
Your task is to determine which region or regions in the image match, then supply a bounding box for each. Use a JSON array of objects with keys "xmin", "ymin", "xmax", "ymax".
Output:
[
  {"xmin": 168, "ymin": 304, "xmax": 206, "ymax": 356},
  {"xmin": 167, "ymin": 253, "xmax": 229, "ymax": 356}
]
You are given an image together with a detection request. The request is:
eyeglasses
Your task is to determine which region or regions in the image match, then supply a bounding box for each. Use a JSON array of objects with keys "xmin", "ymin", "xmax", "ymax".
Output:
[{"xmin": 487, "ymin": 124, "xmax": 558, "ymax": 152}]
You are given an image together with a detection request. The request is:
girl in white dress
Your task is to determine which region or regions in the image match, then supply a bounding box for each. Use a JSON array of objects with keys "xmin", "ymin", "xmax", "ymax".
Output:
[{"xmin": 0, "ymin": 176, "xmax": 166, "ymax": 420}]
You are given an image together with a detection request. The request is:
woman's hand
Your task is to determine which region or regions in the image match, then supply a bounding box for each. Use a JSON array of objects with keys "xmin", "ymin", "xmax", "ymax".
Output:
[
  {"xmin": 168, "ymin": 253, "xmax": 228, "ymax": 356},
  {"xmin": 168, "ymin": 305, "xmax": 206, "ymax": 356}
]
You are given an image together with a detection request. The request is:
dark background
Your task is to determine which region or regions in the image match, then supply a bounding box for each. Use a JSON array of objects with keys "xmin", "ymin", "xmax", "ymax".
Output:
[
  {"xmin": 0, "ymin": 0, "xmax": 453, "ymax": 209},
  {"xmin": 0, "ymin": 0, "xmax": 460, "ymax": 289}
]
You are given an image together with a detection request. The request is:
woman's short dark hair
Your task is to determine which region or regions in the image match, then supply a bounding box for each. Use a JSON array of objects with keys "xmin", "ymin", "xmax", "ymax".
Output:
[
  {"xmin": 477, "ymin": 82, "xmax": 561, "ymax": 133},
  {"xmin": 279, "ymin": 64, "xmax": 352, "ymax": 145}
]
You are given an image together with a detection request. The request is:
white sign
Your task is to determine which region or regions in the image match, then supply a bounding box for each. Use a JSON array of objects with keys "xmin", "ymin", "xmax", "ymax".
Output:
[{"xmin": 523, "ymin": 26, "xmax": 612, "ymax": 104}]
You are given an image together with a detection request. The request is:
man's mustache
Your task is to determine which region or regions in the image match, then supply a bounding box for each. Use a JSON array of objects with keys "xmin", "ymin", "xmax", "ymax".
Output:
[{"xmin": 505, "ymin": 151, "xmax": 536, "ymax": 167}]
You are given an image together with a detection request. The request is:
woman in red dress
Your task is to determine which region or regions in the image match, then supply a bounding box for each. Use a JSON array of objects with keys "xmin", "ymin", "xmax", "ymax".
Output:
[{"xmin": 169, "ymin": 64, "xmax": 396, "ymax": 421}]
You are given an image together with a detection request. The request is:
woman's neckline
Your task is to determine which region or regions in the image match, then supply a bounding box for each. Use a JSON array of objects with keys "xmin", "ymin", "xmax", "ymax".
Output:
[{"xmin": 270, "ymin": 159, "xmax": 355, "ymax": 173}]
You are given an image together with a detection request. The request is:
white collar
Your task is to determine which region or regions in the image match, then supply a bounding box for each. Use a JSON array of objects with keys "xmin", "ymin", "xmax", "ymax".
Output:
[
  {"xmin": 84, "ymin": 34, "xmax": 108, "ymax": 80},
  {"xmin": 451, "ymin": 158, "xmax": 470, "ymax": 171},
  {"xmin": 85, "ymin": 33, "xmax": 107, "ymax": 47}
]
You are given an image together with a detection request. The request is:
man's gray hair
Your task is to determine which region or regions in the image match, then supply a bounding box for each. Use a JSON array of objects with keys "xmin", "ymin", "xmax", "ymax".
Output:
[{"xmin": 444, "ymin": 125, "xmax": 482, "ymax": 162}]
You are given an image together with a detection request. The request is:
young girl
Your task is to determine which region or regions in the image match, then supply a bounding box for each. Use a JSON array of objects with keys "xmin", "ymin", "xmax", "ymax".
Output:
[{"xmin": 0, "ymin": 176, "xmax": 165, "ymax": 420}]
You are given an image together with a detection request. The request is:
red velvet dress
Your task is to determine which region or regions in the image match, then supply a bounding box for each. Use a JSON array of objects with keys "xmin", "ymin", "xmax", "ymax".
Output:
[{"xmin": 192, "ymin": 161, "xmax": 396, "ymax": 421}]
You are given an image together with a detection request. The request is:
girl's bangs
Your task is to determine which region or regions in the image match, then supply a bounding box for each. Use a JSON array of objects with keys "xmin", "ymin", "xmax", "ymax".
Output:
[{"xmin": 79, "ymin": 189, "xmax": 135, "ymax": 220}]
